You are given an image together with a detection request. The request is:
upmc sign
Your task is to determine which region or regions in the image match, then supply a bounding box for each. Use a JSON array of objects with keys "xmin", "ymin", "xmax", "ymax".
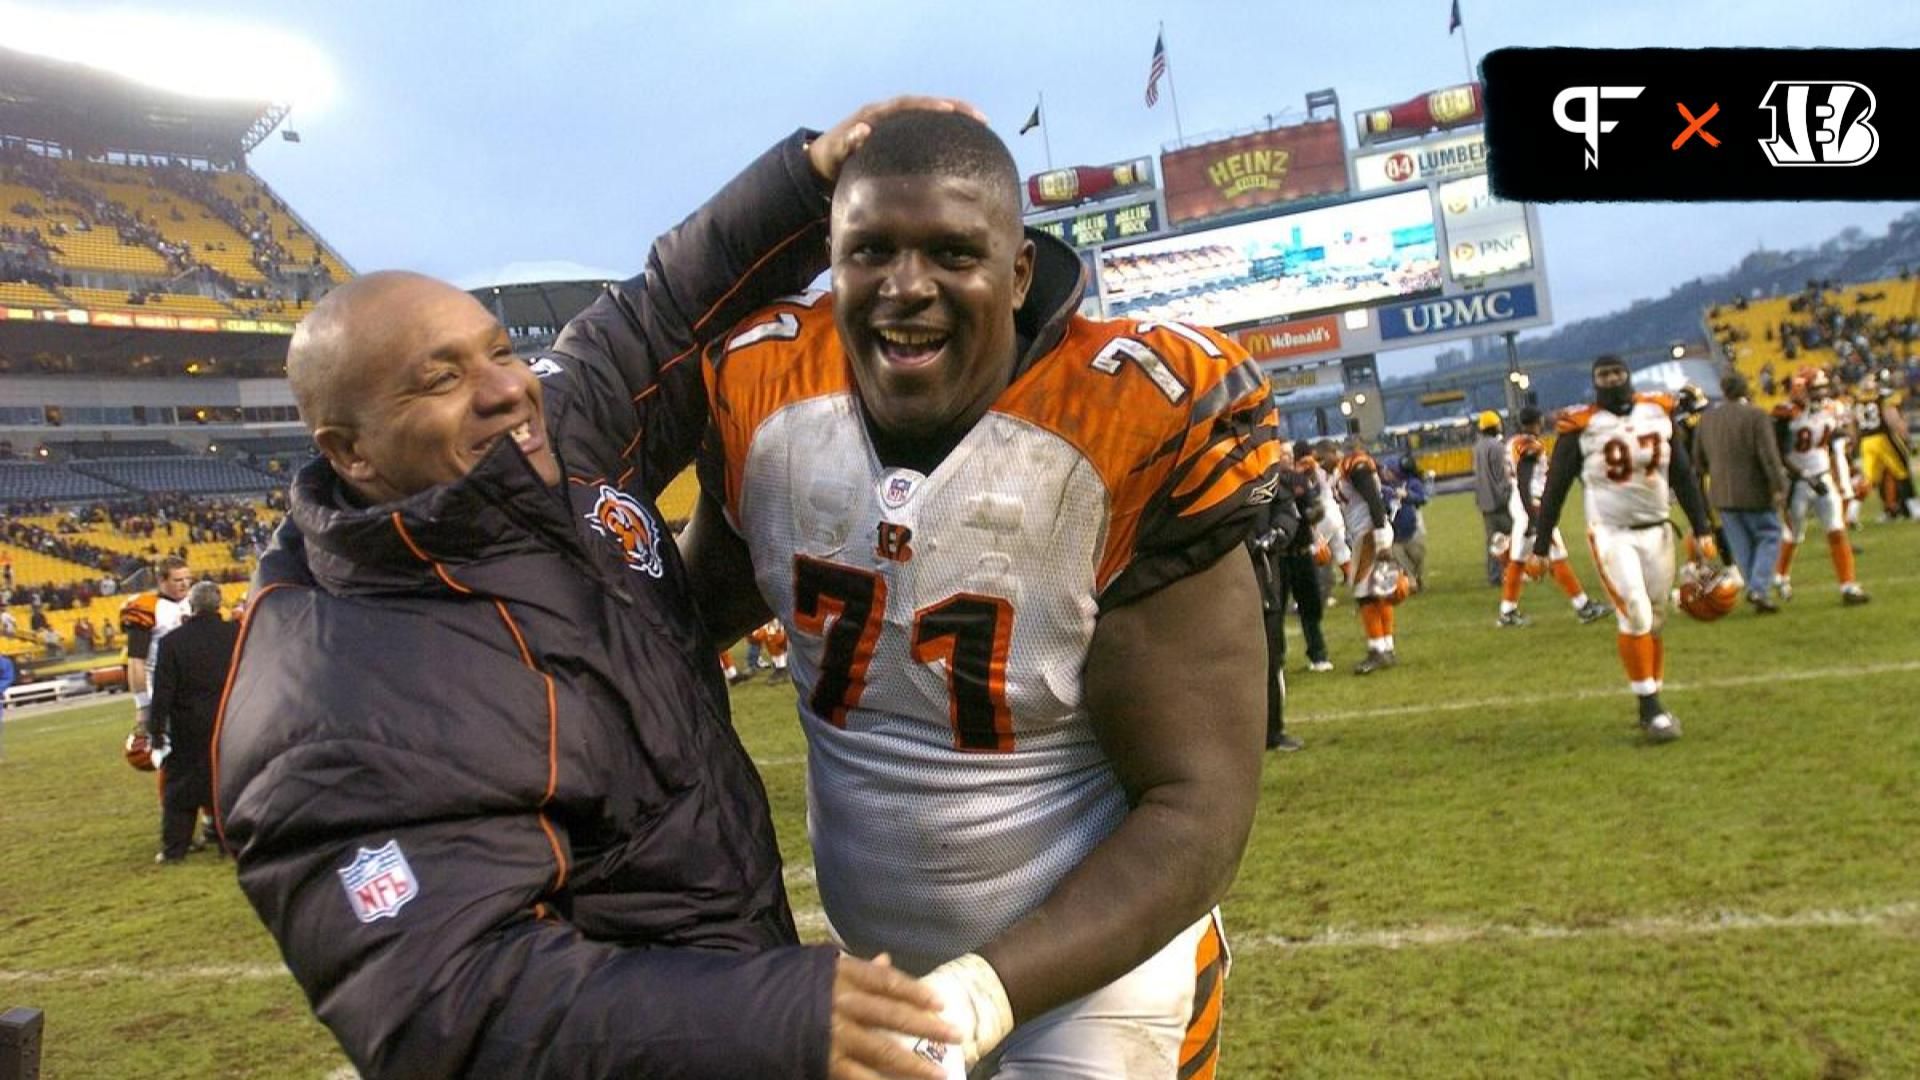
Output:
[
  {"xmin": 1232, "ymin": 314, "xmax": 1342, "ymax": 363},
  {"xmin": 1354, "ymin": 131, "xmax": 1490, "ymax": 192},
  {"xmin": 1160, "ymin": 119, "xmax": 1349, "ymax": 225},
  {"xmin": 1378, "ymin": 283, "xmax": 1540, "ymax": 340}
]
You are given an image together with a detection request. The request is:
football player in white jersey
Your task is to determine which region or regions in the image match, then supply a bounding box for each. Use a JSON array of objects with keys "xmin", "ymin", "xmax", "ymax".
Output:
[
  {"xmin": 1313, "ymin": 439, "xmax": 1405, "ymax": 674},
  {"xmin": 1772, "ymin": 369, "xmax": 1870, "ymax": 604},
  {"xmin": 122, "ymin": 555, "xmax": 193, "ymax": 737},
  {"xmin": 1529, "ymin": 356, "xmax": 1716, "ymax": 742},
  {"xmin": 1497, "ymin": 407, "xmax": 1611, "ymax": 628},
  {"xmin": 685, "ymin": 112, "xmax": 1275, "ymax": 1078}
]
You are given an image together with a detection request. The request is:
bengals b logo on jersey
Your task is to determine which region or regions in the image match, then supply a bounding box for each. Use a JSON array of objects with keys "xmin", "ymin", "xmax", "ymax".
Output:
[{"xmin": 584, "ymin": 484, "xmax": 665, "ymax": 578}]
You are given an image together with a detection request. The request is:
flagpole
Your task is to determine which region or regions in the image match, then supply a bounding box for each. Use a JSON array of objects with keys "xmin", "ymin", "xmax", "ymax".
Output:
[
  {"xmin": 1039, "ymin": 90, "xmax": 1054, "ymax": 170},
  {"xmin": 1459, "ymin": 25, "xmax": 1475, "ymax": 82},
  {"xmin": 1161, "ymin": 21, "xmax": 1186, "ymax": 145}
]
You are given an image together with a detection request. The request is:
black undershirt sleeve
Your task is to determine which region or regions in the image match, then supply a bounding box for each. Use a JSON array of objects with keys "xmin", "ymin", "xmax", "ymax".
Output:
[
  {"xmin": 1667, "ymin": 436, "xmax": 1713, "ymax": 536},
  {"xmin": 1532, "ymin": 434, "xmax": 1584, "ymax": 557}
]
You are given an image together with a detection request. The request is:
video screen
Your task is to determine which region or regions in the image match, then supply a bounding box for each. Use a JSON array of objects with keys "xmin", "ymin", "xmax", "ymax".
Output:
[{"xmin": 1096, "ymin": 189, "xmax": 1441, "ymax": 328}]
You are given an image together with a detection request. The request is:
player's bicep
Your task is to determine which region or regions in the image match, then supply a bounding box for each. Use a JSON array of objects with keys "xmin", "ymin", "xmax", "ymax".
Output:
[
  {"xmin": 678, "ymin": 491, "xmax": 771, "ymax": 647},
  {"xmin": 1086, "ymin": 548, "xmax": 1265, "ymax": 803}
]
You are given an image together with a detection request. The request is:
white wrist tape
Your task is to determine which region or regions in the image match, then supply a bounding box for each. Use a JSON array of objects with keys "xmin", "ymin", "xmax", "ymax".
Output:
[{"xmin": 922, "ymin": 953, "xmax": 1014, "ymax": 1069}]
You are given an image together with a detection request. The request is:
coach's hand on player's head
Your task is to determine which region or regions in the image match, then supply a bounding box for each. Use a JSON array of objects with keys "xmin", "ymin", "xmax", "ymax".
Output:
[
  {"xmin": 829, "ymin": 953, "xmax": 962, "ymax": 1080},
  {"xmin": 808, "ymin": 96, "xmax": 988, "ymax": 183}
]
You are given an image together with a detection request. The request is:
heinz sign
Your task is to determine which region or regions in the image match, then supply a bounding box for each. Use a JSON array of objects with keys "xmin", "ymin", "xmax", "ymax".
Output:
[{"xmin": 1160, "ymin": 119, "xmax": 1349, "ymax": 225}]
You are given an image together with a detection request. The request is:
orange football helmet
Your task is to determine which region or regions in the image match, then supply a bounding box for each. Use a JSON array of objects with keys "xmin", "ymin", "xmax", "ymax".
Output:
[
  {"xmin": 124, "ymin": 729, "xmax": 159, "ymax": 772},
  {"xmin": 1368, "ymin": 560, "xmax": 1414, "ymax": 606},
  {"xmin": 1677, "ymin": 560, "xmax": 1743, "ymax": 622}
]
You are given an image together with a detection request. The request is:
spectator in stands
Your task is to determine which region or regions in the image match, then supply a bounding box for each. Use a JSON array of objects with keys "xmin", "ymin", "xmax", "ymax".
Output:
[
  {"xmin": 215, "ymin": 102, "xmax": 966, "ymax": 1080},
  {"xmin": 27, "ymin": 603, "xmax": 48, "ymax": 635},
  {"xmin": 73, "ymin": 616, "xmax": 96, "ymax": 655},
  {"xmin": 1472, "ymin": 411, "xmax": 1512, "ymax": 587},
  {"xmin": 100, "ymin": 620, "xmax": 117, "ymax": 652},
  {"xmin": 0, "ymin": 604, "xmax": 14, "ymax": 640},
  {"xmin": 1694, "ymin": 372, "xmax": 1790, "ymax": 613},
  {"xmin": 37, "ymin": 625, "xmax": 61, "ymax": 657},
  {"xmin": 148, "ymin": 581, "xmax": 236, "ymax": 863}
]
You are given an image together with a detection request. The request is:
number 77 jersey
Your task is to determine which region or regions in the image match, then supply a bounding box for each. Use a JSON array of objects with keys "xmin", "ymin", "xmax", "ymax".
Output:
[
  {"xmin": 701, "ymin": 291, "xmax": 1278, "ymax": 970},
  {"xmin": 1559, "ymin": 393, "xmax": 1678, "ymax": 530}
]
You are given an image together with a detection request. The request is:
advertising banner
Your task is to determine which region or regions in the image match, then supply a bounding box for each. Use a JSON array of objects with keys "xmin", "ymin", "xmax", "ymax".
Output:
[
  {"xmin": 1438, "ymin": 174, "xmax": 1532, "ymax": 280},
  {"xmin": 1031, "ymin": 198, "xmax": 1163, "ymax": 250},
  {"xmin": 1354, "ymin": 131, "xmax": 1489, "ymax": 191},
  {"xmin": 1026, "ymin": 158, "xmax": 1154, "ymax": 210},
  {"xmin": 1378, "ymin": 282, "xmax": 1540, "ymax": 340},
  {"xmin": 1160, "ymin": 119, "xmax": 1348, "ymax": 225},
  {"xmin": 1231, "ymin": 314, "xmax": 1342, "ymax": 364},
  {"xmin": 1354, "ymin": 82, "xmax": 1484, "ymax": 147}
]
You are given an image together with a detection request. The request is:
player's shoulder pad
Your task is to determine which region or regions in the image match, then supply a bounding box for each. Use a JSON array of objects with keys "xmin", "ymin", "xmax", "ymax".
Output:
[
  {"xmin": 1635, "ymin": 391, "xmax": 1677, "ymax": 414},
  {"xmin": 1555, "ymin": 404, "xmax": 1597, "ymax": 433},
  {"xmin": 120, "ymin": 592, "xmax": 157, "ymax": 628},
  {"xmin": 1771, "ymin": 401, "xmax": 1798, "ymax": 419},
  {"xmin": 1102, "ymin": 318, "xmax": 1267, "ymax": 414},
  {"xmin": 708, "ymin": 289, "xmax": 836, "ymax": 364}
]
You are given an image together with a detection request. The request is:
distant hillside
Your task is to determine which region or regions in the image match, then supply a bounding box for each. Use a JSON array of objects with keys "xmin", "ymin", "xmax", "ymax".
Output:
[{"xmin": 1519, "ymin": 208, "xmax": 1920, "ymax": 362}]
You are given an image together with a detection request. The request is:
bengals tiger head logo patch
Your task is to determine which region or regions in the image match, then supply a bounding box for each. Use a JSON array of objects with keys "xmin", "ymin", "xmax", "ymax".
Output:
[{"xmin": 584, "ymin": 484, "xmax": 665, "ymax": 578}]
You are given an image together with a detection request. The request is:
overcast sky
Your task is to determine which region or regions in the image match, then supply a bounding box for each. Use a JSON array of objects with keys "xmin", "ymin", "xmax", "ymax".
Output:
[{"xmin": 14, "ymin": 0, "xmax": 1920, "ymax": 376}]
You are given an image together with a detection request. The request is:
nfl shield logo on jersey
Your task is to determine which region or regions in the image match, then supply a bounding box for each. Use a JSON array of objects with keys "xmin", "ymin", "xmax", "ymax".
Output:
[
  {"xmin": 878, "ymin": 468, "xmax": 926, "ymax": 511},
  {"xmin": 338, "ymin": 840, "xmax": 420, "ymax": 923}
]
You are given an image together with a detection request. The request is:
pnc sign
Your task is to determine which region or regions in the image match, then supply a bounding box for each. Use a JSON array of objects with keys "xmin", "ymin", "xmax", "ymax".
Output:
[{"xmin": 1378, "ymin": 284, "xmax": 1540, "ymax": 340}]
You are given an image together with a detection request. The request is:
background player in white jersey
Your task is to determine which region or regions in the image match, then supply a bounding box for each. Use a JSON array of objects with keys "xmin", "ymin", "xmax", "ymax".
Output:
[
  {"xmin": 685, "ymin": 112, "xmax": 1275, "ymax": 1078},
  {"xmin": 1314, "ymin": 439, "xmax": 1406, "ymax": 674},
  {"xmin": 1297, "ymin": 439, "xmax": 1349, "ymax": 605},
  {"xmin": 1497, "ymin": 406, "xmax": 1611, "ymax": 628},
  {"xmin": 1530, "ymin": 356, "xmax": 1716, "ymax": 742},
  {"xmin": 121, "ymin": 555, "xmax": 192, "ymax": 735},
  {"xmin": 1772, "ymin": 369, "xmax": 1870, "ymax": 604}
]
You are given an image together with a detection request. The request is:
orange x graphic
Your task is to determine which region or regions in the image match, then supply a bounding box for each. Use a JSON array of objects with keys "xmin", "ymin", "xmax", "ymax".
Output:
[{"xmin": 1672, "ymin": 102, "xmax": 1721, "ymax": 149}]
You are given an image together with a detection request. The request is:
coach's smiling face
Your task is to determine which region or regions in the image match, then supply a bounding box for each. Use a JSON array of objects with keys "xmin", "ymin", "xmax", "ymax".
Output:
[
  {"xmin": 293, "ymin": 272, "xmax": 562, "ymax": 504},
  {"xmin": 831, "ymin": 172, "xmax": 1035, "ymax": 446}
]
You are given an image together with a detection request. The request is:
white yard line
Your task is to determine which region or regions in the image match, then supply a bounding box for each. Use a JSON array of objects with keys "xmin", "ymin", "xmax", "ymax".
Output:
[
  {"xmin": 1293, "ymin": 658, "xmax": 1920, "ymax": 724},
  {"xmin": 7, "ymin": 901, "xmax": 1907, "ymax": 986},
  {"xmin": 1229, "ymin": 900, "xmax": 1918, "ymax": 953}
]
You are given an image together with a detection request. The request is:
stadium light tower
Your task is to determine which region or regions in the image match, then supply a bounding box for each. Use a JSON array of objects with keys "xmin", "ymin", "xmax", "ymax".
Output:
[{"xmin": 0, "ymin": 3, "xmax": 337, "ymax": 113}]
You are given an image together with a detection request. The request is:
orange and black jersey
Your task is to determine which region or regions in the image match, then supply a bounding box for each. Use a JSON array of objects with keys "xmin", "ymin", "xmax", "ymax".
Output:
[{"xmin": 700, "ymin": 231, "xmax": 1282, "ymax": 610}]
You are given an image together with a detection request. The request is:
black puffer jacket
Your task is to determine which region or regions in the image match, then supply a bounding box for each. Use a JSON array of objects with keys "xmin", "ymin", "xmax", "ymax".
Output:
[{"xmin": 216, "ymin": 132, "xmax": 839, "ymax": 1079}]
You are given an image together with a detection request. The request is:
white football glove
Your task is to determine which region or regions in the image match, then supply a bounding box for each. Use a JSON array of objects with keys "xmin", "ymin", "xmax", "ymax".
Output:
[
  {"xmin": 920, "ymin": 953, "xmax": 1013, "ymax": 1070},
  {"xmin": 1371, "ymin": 526, "xmax": 1395, "ymax": 553},
  {"xmin": 148, "ymin": 740, "xmax": 170, "ymax": 770}
]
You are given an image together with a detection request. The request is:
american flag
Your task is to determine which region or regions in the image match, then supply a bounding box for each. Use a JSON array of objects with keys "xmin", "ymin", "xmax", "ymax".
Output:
[{"xmin": 1145, "ymin": 31, "xmax": 1168, "ymax": 107}]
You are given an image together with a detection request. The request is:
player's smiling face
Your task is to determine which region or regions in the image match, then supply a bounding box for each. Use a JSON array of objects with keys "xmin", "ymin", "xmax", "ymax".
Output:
[{"xmin": 831, "ymin": 173, "xmax": 1035, "ymax": 443}]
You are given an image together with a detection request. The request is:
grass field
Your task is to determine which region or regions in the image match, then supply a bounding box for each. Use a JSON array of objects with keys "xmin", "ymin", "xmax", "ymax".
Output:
[{"xmin": 2, "ymin": 491, "xmax": 1916, "ymax": 1078}]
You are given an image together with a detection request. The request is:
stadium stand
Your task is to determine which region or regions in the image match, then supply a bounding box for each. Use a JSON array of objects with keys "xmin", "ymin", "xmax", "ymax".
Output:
[
  {"xmin": 68, "ymin": 456, "xmax": 280, "ymax": 495},
  {"xmin": 0, "ymin": 461, "xmax": 127, "ymax": 500},
  {"xmin": 47, "ymin": 439, "xmax": 179, "ymax": 459},
  {"xmin": 0, "ymin": 280, "xmax": 65, "ymax": 306},
  {"xmin": 1709, "ymin": 274, "xmax": 1920, "ymax": 404}
]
